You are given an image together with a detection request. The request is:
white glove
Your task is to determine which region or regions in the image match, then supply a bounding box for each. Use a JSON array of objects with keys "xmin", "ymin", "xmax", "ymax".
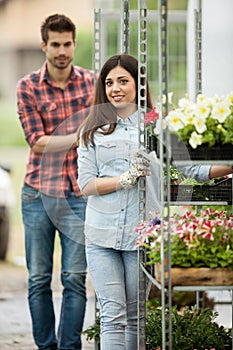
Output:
[{"xmin": 119, "ymin": 150, "xmax": 151, "ymax": 189}]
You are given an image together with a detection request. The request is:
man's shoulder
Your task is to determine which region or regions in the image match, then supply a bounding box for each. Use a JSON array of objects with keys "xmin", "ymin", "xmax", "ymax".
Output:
[
  {"xmin": 17, "ymin": 67, "xmax": 43, "ymax": 87},
  {"xmin": 73, "ymin": 65, "xmax": 95, "ymax": 80}
]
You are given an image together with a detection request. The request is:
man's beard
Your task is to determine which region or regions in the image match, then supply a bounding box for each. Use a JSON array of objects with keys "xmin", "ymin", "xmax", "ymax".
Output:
[{"xmin": 48, "ymin": 56, "xmax": 72, "ymax": 70}]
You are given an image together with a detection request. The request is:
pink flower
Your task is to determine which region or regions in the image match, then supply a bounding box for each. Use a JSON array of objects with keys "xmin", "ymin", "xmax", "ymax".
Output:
[{"xmin": 144, "ymin": 107, "xmax": 159, "ymax": 126}]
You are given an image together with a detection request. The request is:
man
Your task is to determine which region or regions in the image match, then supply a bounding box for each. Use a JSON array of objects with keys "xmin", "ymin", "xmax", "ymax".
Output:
[{"xmin": 16, "ymin": 14, "xmax": 95, "ymax": 350}]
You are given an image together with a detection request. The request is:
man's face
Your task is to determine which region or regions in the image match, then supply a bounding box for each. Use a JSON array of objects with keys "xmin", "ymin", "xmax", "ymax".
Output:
[{"xmin": 41, "ymin": 30, "xmax": 76, "ymax": 70}]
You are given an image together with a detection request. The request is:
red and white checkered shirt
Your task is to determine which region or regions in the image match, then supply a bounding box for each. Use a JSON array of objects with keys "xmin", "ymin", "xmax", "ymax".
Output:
[{"xmin": 17, "ymin": 63, "xmax": 95, "ymax": 198}]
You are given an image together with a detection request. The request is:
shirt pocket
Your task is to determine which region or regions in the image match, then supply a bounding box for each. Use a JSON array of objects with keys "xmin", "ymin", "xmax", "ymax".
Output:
[
  {"xmin": 37, "ymin": 101, "xmax": 57, "ymax": 114},
  {"xmin": 96, "ymin": 142, "xmax": 119, "ymax": 164}
]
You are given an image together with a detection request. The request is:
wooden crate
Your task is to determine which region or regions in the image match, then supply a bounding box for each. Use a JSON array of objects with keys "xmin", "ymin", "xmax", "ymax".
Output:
[{"xmin": 155, "ymin": 264, "xmax": 233, "ymax": 286}]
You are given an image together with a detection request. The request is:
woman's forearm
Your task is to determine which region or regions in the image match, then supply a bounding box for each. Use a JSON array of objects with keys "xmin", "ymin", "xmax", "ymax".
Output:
[
  {"xmin": 81, "ymin": 176, "xmax": 123, "ymax": 196},
  {"xmin": 209, "ymin": 165, "xmax": 233, "ymax": 179}
]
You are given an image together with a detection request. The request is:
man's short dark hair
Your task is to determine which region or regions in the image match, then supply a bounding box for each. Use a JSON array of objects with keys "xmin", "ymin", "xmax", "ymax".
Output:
[{"xmin": 41, "ymin": 14, "xmax": 76, "ymax": 43}]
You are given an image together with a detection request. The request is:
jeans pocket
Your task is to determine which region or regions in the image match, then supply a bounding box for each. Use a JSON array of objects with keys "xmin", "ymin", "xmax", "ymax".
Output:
[{"xmin": 21, "ymin": 184, "xmax": 40, "ymax": 203}]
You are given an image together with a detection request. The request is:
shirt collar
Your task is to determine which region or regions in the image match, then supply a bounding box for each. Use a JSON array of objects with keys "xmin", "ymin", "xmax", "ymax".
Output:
[
  {"xmin": 39, "ymin": 62, "xmax": 80, "ymax": 85},
  {"xmin": 117, "ymin": 110, "xmax": 138, "ymax": 125}
]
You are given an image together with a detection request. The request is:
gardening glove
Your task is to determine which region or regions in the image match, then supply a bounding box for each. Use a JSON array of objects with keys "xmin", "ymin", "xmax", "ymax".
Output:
[{"xmin": 119, "ymin": 149, "xmax": 151, "ymax": 189}]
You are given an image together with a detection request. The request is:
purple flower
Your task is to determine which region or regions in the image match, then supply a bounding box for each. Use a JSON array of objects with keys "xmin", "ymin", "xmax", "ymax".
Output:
[{"xmin": 149, "ymin": 217, "xmax": 161, "ymax": 226}]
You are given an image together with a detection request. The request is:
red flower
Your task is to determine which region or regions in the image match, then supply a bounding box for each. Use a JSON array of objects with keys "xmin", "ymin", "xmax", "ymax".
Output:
[{"xmin": 144, "ymin": 107, "xmax": 159, "ymax": 126}]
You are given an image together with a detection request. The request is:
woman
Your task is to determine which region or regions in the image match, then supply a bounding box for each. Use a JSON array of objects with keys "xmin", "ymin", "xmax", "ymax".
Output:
[
  {"xmin": 77, "ymin": 53, "xmax": 233, "ymax": 350},
  {"xmin": 77, "ymin": 53, "xmax": 152, "ymax": 350}
]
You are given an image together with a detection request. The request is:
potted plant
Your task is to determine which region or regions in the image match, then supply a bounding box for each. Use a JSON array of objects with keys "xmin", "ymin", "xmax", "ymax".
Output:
[
  {"xmin": 82, "ymin": 303, "xmax": 232, "ymax": 350},
  {"xmin": 136, "ymin": 207, "xmax": 233, "ymax": 285},
  {"xmin": 167, "ymin": 165, "xmax": 232, "ymax": 203},
  {"xmin": 146, "ymin": 304, "xmax": 232, "ymax": 350},
  {"xmin": 164, "ymin": 92, "xmax": 233, "ymax": 160}
]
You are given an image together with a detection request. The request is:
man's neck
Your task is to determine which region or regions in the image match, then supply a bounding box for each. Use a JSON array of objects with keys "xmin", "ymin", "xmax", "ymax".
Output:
[{"xmin": 47, "ymin": 63, "xmax": 72, "ymax": 89}]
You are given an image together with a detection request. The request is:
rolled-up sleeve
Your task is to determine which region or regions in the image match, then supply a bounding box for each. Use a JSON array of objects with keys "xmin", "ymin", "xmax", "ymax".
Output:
[
  {"xmin": 17, "ymin": 79, "xmax": 45, "ymax": 147},
  {"xmin": 176, "ymin": 164, "xmax": 211, "ymax": 183},
  {"xmin": 77, "ymin": 142, "xmax": 98, "ymax": 191}
]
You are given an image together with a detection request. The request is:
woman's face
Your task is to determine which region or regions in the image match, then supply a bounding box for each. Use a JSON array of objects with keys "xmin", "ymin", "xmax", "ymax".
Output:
[{"xmin": 105, "ymin": 65, "xmax": 137, "ymax": 118}]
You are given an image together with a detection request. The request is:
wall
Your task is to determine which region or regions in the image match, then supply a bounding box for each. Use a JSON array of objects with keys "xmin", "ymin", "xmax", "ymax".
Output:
[
  {"xmin": 0, "ymin": 0, "xmax": 95, "ymax": 101},
  {"xmin": 187, "ymin": 0, "xmax": 233, "ymax": 99}
]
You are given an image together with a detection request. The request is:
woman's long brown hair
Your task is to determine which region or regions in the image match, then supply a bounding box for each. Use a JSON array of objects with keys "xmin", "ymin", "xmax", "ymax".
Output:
[{"xmin": 77, "ymin": 53, "xmax": 153, "ymax": 148}]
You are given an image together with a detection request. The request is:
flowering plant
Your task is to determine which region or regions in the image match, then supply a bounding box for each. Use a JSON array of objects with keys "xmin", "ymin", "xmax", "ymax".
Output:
[
  {"xmin": 136, "ymin": 208, "xmax": 233, "ymax": 269},
  {"xmin": 145, "ymin": 107, "xmax": 159, "ymax": 136},
  {"xmin": 165, "ymin": 92, "xmax": 233, "ymax": 149}
]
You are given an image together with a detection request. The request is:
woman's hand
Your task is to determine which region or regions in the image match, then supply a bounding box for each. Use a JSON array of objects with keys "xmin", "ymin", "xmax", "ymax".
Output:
[{"xmin": 119, "ymin": 150, "xmax": 151, "ymax": 189}]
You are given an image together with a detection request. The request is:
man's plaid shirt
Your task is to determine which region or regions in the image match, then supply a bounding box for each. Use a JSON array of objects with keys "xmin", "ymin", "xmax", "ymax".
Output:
[{"xmin": 17, "ymin": 63, "xmax": 95, "ymax": 198}]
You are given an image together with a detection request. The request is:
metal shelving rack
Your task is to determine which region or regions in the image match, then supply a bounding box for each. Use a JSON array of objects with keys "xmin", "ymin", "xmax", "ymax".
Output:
[
  {"xmin": 137, "ymin": 0, "xmax": 148, "ymax": 347},
  {"xmin": 93, "ymin": 1, "xmax": 232, "ymax": 349},
  {"xmin": 157, "ymin": 1, "xmax": 233, "ymax": 349}
]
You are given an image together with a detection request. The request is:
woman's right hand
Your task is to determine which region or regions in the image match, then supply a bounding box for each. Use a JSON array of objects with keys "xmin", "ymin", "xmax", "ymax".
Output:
[{"xmin": 119, "ymin": 150, "xmax": 151, "ymax": 189}]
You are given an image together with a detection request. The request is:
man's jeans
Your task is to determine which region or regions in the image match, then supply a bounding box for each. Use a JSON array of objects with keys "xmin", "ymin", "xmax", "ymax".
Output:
[
  {"xmin": 22, "ymin": 183, "xmax": 87, "ymax": 350},
  {"xmin": 86, "ymin": 244, "xmax": 138, "ymax": 350}
]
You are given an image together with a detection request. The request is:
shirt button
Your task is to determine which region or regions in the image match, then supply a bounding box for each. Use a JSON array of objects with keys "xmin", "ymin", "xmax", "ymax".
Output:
[
  {"xmin": 125, "ymin": 127, "xmax": 128, "ymax": 131},
  {"xmin": 121, "ymin": 208, "xmax": 124, "ymax": 211}
]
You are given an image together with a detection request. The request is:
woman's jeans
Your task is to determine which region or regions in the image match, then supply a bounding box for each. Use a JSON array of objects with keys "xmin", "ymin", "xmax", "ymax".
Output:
[
  {"xmin": 86, "ymin": 244, "xmax": 138, "ymax": 350},
  {"xmin": 21, "ymin": 183, "xmax": 87, "ymax": 350}
]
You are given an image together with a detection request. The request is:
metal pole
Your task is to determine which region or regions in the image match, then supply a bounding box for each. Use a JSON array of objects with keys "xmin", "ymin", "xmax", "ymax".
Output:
[
  {"xmin": 120, "ymin": 0, "xmax": 130, "ymax": 53},
  {"xmin": 158, "ymin": 0, "xmax": 172, "ymax": 349},
  {"xmin": 93, "ymin": 10, "xmax": 101, "ymax": 350},
  {"xmin": 94, "ymin": 8, "xmax": 101, "ymax": 78},
  {"xmin": 138, "ymin": 1, "xmax": 147, "ymax": 349},
  {"xmin": 195, "ymin": 0, "xmax": 202, "ymax": 96}
]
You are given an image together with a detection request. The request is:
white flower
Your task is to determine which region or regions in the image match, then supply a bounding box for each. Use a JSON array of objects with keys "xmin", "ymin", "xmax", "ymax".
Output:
[
  {"xmin": 153, "ymin": 119, "xmax": 166, "ymax": 135},
  {"xmin": 162, "ymin": 91, "xmax": 174, "ymax": 105},
  {"xmin": 161, "ymin": 91, "xmax": 233, "ymax": 149},
  {"xmin": 189, "ymin": 131, "xmax": 202, "ymax": 149},
  {"xmin": 165, "ymin": 110, "xmax": 184, "ymax": 131},
  {"xmin": 195, "ymin": 101, "xmax": 210, "ymax": 119},
  {"xmin": 193, "ymin": 115, "xmax": 207, "ymax": 134},
  {"xmin": 226, "ymin": 91, "xmax": 233, "ymax": 105},
  {"xmin": 212, "ymin": 101, "xmax": 231, "ymax": 123}
]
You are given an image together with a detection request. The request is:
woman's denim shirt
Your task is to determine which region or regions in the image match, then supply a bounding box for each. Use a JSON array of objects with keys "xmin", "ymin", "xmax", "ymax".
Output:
[{"xmin": 78, "ymin": 112, "xmax": 141, "ymax": 250}]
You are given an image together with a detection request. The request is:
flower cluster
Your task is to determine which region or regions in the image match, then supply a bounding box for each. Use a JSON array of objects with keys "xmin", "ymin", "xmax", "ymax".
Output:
[
  {"xmin": 136, "ymin": 208, "xmax": 233, "ymax": 269},
  {"xmin": 165, "ymin": 91, "xmax": 233, "ymax": 148}
]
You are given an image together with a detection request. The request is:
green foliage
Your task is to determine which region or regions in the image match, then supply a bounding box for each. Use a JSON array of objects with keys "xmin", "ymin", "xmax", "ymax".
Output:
[
  {"xmin": 82, "ymin": 303, "xmax": 232, "ymax": 350},
  {"xmin": 82, "ymin": 314, "xmax": 100, "ymax": 344},
  {"xmin": 125, "ymin": 0, "xmax": 188, "ymax": 10},
  {"xmin": 73, "ymin": 31, "xmax": 93, "ymax": 69},
  {"xmin": 146, "ymin": 306, "xmax": 232, "ymax": 350},
  {"xmin": 0, "ymin": 102, "xmax": 26, "ymax": 147},
  {"xmin": 170, "ymin": 230, "xmax": 233, "ymax": 268},
  {"xmin": 164, "ymin": 165, "xmax": 185, "ymax": 184}
]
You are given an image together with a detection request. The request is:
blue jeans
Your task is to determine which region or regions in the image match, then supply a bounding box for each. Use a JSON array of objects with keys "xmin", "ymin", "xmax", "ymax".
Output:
[
  {"xmin": 21, "ymin": 183, "xmax": 87, "ymax": 350},
  {"xmin": 86, "ymin": 244, "xmax": 138, "ymax": 350}
]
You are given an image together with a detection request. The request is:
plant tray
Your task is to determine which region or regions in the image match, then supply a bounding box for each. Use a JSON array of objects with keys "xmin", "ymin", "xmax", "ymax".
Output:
[
  {"xmin": 170, "ymin": 134, "xmax": 233, "ymax": 161},
  {"xmin": 154, "ymin": 264, "xmax": 233, "ymax": 286},
  {"xmin": 170, "ymin": 178, "xmax": 232, "ymax": 203}
]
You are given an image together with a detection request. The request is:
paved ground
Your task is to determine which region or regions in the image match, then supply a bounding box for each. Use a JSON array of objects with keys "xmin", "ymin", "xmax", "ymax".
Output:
[{"xmin": 0, "ymin": 261, "xmax": 96, "ymax": 350}]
